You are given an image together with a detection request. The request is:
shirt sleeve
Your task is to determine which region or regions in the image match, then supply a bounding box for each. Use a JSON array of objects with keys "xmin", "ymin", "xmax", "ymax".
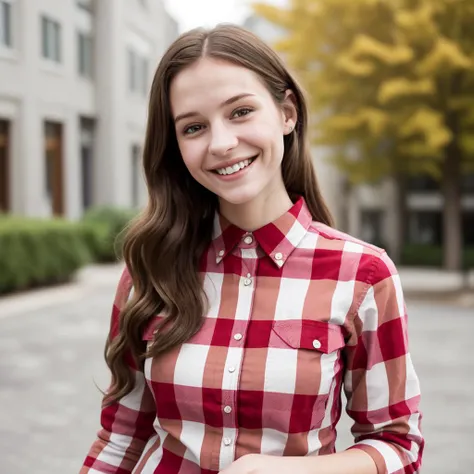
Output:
[
  {"xmin": 80, "ymin": 267, "xmax": 157, "ymax": 473},
  {"xmin": 343, "ymin": 251, "xmax": 424, "ymax": 474}
]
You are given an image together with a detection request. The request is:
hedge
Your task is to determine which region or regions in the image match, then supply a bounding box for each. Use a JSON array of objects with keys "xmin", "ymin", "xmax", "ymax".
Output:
[
  {"xmin": 0, "ymin": 217, "xmax": 91, "ymax": 294},
  {"xmin": 0, "ymin": 207, "xmax": 136, "ymax": 295},
  {"xmin": 401, "ymin": 244, "xmax": 474, "ymax": 268},
  {"xmin": 81, "ymin": 207, "xmax": 137, "ymax": 262}
]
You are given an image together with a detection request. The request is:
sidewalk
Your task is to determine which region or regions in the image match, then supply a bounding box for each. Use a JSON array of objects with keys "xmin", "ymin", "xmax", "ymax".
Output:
[
  {"xmin": 398, "ymin": 267, "xmax": 474, "ymax": 306},
  {"xmin": 0, "ymin": 263, "xmax": 473, "ymax": 318}
]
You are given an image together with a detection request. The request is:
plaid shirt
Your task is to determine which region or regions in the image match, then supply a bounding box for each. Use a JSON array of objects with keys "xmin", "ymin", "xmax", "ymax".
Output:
[{"xmin": 81, "ymin": 197, "xmax": 423, "ymax": 474}]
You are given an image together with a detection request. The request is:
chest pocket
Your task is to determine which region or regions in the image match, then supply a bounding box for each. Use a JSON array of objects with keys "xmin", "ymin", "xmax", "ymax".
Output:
[
  {"xmin": 270, "ymin": 319, "xmax": 346, "ymax": 405},
  {"xmin": 272, "ymin": 319, "xmax": 346, "ymax": 354}
]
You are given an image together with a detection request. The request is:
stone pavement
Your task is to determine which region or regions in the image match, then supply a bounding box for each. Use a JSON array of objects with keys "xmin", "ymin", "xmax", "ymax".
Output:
[{"xmin": 0, "ymin": 264, "xmax": 473, "ymax": 473}]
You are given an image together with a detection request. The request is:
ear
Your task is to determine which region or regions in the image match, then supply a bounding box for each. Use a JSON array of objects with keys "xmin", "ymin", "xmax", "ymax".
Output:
[{"xmin": 281, "ymin": 89, "xmax": 298, "ymax": 135}]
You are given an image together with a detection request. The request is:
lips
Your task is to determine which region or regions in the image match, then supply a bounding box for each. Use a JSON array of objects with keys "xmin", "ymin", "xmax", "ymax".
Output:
[{"xmin": 210, "ymin": 155, "xmax": 259, "ymax": 175}]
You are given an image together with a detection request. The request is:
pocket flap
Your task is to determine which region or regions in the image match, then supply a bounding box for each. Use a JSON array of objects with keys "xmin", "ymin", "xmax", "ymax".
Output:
[{"xmin": 272, "ymin": 320, "xmax": 345, "ymax": 353}]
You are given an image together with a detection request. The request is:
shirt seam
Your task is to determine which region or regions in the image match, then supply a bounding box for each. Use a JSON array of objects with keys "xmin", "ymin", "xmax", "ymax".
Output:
[{"xmin": 349, "ymin": 251, "xmax": 384, "ymax": 321}]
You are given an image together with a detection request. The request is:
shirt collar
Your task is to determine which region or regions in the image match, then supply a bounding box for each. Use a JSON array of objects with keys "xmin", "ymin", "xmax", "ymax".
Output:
[{"xmin": 211, "ymin": 197, "xmax": 313, "ymax": 268}]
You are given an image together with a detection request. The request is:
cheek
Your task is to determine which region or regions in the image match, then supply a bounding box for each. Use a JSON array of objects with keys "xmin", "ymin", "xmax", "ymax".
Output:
[{"xmin": 178, "ymin": 141, "xmax": 205, "ymax": 173}]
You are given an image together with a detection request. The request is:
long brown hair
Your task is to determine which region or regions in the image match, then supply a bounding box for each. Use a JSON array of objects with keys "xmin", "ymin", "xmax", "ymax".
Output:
[{"xmin": 104, "ymin": 24, "xmax": 334, "ymax": 404}]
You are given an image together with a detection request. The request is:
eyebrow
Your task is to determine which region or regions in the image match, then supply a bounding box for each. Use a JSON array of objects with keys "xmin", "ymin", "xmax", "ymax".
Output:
[{"xmin": 174, "ymin": 93, "xmax": 256, "ymax": 124}]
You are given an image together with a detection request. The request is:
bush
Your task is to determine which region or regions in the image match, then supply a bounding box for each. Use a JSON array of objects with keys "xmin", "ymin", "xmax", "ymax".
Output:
[
  {"xmin": 0, "ymin": 216, "xmax": 91, "ymax": 295},
  {"xmin": 401, "ymin": 244, "xmax": 474, "ymax": 268},
  {"xmin": 81, "ymin": 207, "xmax": 137, "ymax": 262}
]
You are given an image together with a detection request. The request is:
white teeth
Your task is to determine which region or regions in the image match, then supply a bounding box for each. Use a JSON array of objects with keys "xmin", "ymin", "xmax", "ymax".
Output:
[{"xmin": 216, "ymin": 158, "xmax": 254, "ymax": 176}]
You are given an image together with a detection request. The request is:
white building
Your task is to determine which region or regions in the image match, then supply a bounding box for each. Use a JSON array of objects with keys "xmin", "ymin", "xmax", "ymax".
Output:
[{"xmin": 0, "ymin": 0, "xmax": 179, "ymax": 219}]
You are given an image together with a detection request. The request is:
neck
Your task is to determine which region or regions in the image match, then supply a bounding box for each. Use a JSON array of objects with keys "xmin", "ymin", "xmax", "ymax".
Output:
[{"xmin": 219, "ymin": 188, "xmax": 293, "ymax": 232}]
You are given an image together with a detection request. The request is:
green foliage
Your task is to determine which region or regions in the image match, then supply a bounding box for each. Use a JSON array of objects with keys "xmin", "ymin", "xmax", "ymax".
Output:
[
  {"xmin": 0, "ymin": 216, "xmax": 91, "ymax": 294},
  {"xmin": 254, "ymin": 0, "xmax": 474, "ymax": 180},
  {"xmin": 0, "ymin": 207, "xmax": 137, "ymax": 295},
  {"xmin": 81, "ymin": 207, "xmax": 137, "ymax": 262},
  {"xmin": 401, "ymin": 244, "xmax": 474, "ymax": 268}
]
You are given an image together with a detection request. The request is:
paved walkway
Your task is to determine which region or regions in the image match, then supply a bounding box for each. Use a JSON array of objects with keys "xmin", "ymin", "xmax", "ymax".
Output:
[{"xmin": 0, "ymin": 264, "xmax": 473, "ymax": 473}]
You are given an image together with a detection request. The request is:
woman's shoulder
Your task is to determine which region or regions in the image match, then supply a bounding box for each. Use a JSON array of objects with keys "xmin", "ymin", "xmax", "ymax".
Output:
[{"xmin": 306, "ymin": 221, "xmax": 398, "ymax": 281}]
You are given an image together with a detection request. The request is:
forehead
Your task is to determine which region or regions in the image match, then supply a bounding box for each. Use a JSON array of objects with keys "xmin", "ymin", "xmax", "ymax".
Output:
[{"xmin": 170, "ymin": 58, "xmax": 270, "ymax": 114}]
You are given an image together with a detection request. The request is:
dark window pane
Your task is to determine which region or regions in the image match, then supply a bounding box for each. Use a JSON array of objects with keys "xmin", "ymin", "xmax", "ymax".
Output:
[
  {"xmin": 462, "ymin": 174, "xmax": 474, "ymax": 194},
  {"xmin": 41, "ymin": 16, "xmax": 48, "ymax": 58},
  {"xmin": 463, "ymin": 212, "xmax": 474, "ymax": 245},
  {"xmin": 360, "ymin": 210, "xmax": 384, "ymax": 247},
  {"xmin": 407, "ymin": 175, "xmax": 440, "ymax": 192},
  {"xmin": 408, "ymin": 211, "xmax": 443, "ymax": 245},
  {"xmin": 0, "ymin": 1, "xmax": 12, "ymax": 47}
]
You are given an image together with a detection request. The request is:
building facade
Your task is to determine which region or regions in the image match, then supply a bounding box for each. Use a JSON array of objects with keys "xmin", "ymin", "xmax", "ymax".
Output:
[{"xmin": 0, "ymin": 0, "xmax": 178, "ymax": 219}]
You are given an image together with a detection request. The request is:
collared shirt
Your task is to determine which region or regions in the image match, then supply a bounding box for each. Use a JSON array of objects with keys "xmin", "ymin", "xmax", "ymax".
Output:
[{"xmin": 81, "ymin": 197, "xmax": 423, "ymax": 474}]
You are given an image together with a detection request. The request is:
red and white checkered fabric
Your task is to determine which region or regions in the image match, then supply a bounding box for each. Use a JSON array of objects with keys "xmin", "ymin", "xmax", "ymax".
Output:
[{"xmin": 81, "ymin": 197, "xmax": 423, "ymax": 474}]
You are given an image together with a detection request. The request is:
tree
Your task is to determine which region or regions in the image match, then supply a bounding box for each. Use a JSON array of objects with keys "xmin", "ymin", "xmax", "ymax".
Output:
[{"xmin": 254, "ymin": 0, "xmax": 474, "ymax": 270}]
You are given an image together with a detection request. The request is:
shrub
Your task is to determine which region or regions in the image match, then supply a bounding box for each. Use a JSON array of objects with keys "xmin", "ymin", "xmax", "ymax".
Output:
[
  {"xmin": 401, "ymin": 244, "xmax": 474, "ymax": 268},
  {"xmin": 81, "ymin": 207, "xmax": 137, "ymax": 262},
  {"xmin": 0, "ymin": 216, "xmax": 91, "ymax": 295}
]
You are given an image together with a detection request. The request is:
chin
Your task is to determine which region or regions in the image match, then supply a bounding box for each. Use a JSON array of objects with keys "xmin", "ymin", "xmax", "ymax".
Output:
[{"xmin": 215, "ymin": 189, "xmax": 261, "ymax": 207}]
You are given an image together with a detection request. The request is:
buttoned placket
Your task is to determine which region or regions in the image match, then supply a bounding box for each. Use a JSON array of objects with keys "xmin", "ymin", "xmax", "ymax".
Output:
[{"xmin": 218, "ymin": 232, "xmax": 258, "ymax": 466}]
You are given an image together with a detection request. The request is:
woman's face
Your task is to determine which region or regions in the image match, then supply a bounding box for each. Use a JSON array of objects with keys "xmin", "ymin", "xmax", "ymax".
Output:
[{"xmin": 170, "ymin": 57, "xmax": 296, "ymax": 208}]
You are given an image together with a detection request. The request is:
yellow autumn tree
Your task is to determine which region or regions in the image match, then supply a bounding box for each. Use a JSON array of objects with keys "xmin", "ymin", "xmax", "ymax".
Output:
[{"xmin": 254, "ymin": 0, "xmax": 474, "ymax": 270}]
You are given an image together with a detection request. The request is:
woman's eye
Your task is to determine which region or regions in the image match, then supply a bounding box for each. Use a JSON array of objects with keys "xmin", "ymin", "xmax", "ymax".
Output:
[
  {"xmin": 232, "ymin": 108, "xmax": 253, "ymax": 119},
  {"xmin": 183, "ymin": 124, "xmax": 203, "ymax": 135}
]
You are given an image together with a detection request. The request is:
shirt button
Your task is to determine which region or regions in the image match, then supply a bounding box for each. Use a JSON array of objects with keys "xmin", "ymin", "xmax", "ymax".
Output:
[
  {"xmin": 234, "ymin": 333, "xmax": 243, "ymax": 341},
  {"xmin": 275, "ymin": 252, "xmax": 283, "ymax": 261},
  {"xmin": 223, "ymin": 437, "xmax": 232, "ymax": 446},
  {"xmin": 312, "ymin": 339, "xmax": 322, "ymax": 349},
  {"xmin": 244, "ymin": 278, "xmax": 252, "ymax": 286},
  {"xmin": 244, "ymin": 235, "xmax": 253, "ymax": 244},
  {"xmin": 218, "ymin": 250, "xmax": 225, "ymax": 257},
  {"xmin": 228, "ymin": 366, "xmax": 236, "ymax": 373},
  {"xmin": 246, "ymin": 273, "xmax": 251, "ymax": 278},
  {"xmin": 224, "ymin": 405, "xmax": 232, "ymax": 414}
]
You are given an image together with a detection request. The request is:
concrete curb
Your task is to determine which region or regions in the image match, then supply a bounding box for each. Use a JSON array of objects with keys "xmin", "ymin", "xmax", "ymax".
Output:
[{"xmin": 0, "ymin": 263, "xmax": 123, "ymax": 319}]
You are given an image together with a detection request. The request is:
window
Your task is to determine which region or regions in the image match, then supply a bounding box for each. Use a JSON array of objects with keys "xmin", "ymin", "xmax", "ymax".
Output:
[
  {"xmin": 78, "ymin": 31, "xmax": 93, "ymax": 78},
  {"xmin": 462, "ymin": 173, "xmax": 474, "ymax": 194},
  {"xmin": 41, "ymin": 16, "xmax": 61, "ymax": 62},
  {"xmin": 408, "ymin": 211, "xmax": 442, "ymax": 245},
  {"xmin": 44, "ymin": 122, "xmax": 64, "ymax": 215},
  {"xmin": 0, "ymin": 119, "xmax": 10, "ymax": 212},
  {"xmin": 131, "ymin": 144, "xmax": 142, "ymax": 207},
  {"xmin": 77, "ymin": 0, "xmax": 93, "ymax": 12},
  {"xmin": 80, "ymin": 118, "xmax": 95, "ymax": 210},
  {"xmin": 128, "ymin": 48, "xmax": 149, "ymax": 96},
  {"xmin": 0, "ymin": 0, "xmax": 12, "ymax": 48},
  {"xmin": 407, "ymin": 175, "xmax": 440, "ymax": 193},
  {"xmin": 463, "ymin": 212, "xmax": 474, "ymax": 245},
  {"xmin": 360, "ymin": 210, "xmax": 384, "ymax": 247}
]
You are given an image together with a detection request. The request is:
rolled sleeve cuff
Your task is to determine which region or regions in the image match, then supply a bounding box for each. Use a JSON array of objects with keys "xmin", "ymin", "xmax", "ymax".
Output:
[{"xmin": 348, "ymin": 440, "xmax": 405, "ymax": 474}]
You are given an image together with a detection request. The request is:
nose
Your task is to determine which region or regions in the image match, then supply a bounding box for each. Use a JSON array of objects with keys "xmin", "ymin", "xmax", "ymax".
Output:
[{"xmin": 208, "ymin": 122, "xmax": 238, "ymax": 157}]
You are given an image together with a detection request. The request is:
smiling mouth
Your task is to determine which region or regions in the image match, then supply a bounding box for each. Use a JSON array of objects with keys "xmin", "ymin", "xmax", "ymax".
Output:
[{"xmin": 212, "ymin": 155, "xmax": 258, "ymax": 176}]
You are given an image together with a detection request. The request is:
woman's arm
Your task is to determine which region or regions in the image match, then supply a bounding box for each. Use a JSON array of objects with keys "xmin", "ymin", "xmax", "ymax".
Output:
[
  {"xmin": 80, "ymin": 268, "xmax": 156, "ymax": 474},
  {"xmin": 342, "ymin": 251, "xmax": 424, "ymax": 473}
]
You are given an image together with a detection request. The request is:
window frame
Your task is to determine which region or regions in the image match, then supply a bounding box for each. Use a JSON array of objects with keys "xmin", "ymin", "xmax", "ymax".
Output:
[{"xmin": 41, "ymin": 15, "xmax": 62, "ymax": 63}]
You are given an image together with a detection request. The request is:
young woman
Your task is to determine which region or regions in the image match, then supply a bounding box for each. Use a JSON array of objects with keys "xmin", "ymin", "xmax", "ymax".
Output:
[{"xmin": 81, "ymin": 24, "xmax": 423, "ymax": 474}]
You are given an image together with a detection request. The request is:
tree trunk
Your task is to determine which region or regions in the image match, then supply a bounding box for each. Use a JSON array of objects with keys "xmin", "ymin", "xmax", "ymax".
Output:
[
  {"xmin": 442, "ymin": 143, "xmax": 463, "ymax": 271},
  {"xmin": 391, "ymin": 172, "xmax": 408, "ymax": 265}
]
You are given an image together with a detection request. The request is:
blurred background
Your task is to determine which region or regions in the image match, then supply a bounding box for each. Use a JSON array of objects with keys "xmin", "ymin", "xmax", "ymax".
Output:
[{"xmin": 0, "ymin": 1, "xmax": 472, "ymax": 473}]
